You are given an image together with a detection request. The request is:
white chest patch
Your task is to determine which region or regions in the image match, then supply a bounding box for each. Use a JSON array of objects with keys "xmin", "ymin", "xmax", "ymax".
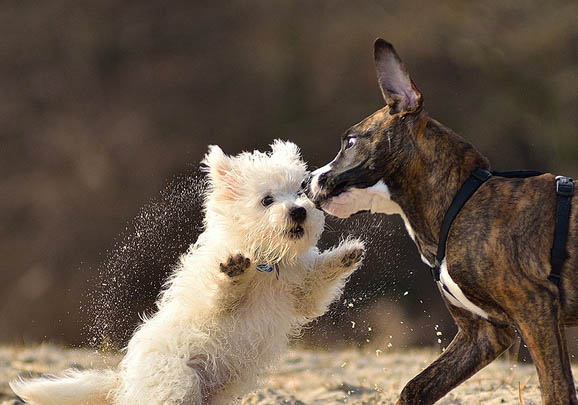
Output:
[
  {"xmin": 321, "ymin": 180, "xmax": 404, "ymax": 219},
  {"xmin": 437, "ymin": 259, "xmax": 488, "ymax": 319}
]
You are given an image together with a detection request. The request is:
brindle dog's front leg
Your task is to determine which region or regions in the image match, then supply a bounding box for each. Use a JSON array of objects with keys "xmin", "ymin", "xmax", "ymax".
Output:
[
  {"xmin": 502, "ymin": 284, "xmax": 578, "ymax": 405},
  {"xmin": 397, "ymin": 305, "xmax": 515, "ymax": 405}
]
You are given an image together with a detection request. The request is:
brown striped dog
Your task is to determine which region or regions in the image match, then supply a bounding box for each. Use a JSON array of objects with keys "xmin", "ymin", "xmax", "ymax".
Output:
[{"xmin": 308, "ymin": 39, "xmax": 577, "ymax": 405}]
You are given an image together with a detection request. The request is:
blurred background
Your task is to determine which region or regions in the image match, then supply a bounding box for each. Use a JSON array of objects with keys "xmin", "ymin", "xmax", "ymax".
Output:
[{"xmin": 1, "ymin": 1, "xmax": 576, "ymax": 354}]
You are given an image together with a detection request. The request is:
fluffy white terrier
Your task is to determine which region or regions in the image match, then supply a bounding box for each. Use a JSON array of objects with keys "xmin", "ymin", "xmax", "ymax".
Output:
[{"xmin": 11, "ymin": 140, "xmax": 365, "ymax": 405}]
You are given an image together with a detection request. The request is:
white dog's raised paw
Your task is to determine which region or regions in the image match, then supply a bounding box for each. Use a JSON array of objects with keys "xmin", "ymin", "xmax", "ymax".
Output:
[
  {"xmin": 220, "ymin": 253, "xmax": 251, "ymax": 277},
  {"xmin": 340, "ymin": 247, "xmax": 365, "ymax": 267},
  {"xmin": 335, "ymin": 239, "xmax": 365, "ymax": 268}
]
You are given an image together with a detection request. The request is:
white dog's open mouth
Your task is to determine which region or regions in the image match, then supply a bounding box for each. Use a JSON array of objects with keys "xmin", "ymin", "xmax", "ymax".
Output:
[{"xmin": 287, "ymin": 225, "xmax": 305, "ymax": 239}]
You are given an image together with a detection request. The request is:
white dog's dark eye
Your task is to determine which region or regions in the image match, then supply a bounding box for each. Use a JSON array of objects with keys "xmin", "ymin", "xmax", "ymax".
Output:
[
  {"xmin": 345, "ymin": 137, "xmax": 357, "ymax": 150},
  {"xmin": 261, "ymin": 196, "xmax": 274, "ymax": 207}
]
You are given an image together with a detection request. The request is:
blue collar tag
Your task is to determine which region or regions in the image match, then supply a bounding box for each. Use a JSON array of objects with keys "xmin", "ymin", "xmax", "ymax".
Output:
[
  {"xmin": 256, "ymin": 263, "xmax": 279, "ymax": 279},
  {"xmin": 256, "ymin": 264, "xmax": 273, "ymax": 273}
]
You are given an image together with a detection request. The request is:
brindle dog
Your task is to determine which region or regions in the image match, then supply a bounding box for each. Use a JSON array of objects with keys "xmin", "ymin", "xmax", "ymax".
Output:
[{"xmin": 308, "ymin": 39, "xmax": 577, "ymax": 404}]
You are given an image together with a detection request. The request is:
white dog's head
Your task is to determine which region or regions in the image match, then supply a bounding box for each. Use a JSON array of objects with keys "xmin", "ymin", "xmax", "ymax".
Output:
[{"xmin": 201, "ymin": 140, "xmax": 325, "ymax": 264}]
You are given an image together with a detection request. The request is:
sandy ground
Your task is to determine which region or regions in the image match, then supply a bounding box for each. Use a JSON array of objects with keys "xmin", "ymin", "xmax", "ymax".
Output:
[{"xmin": 0, "ymin": 345, "xmax": 549, "ymax": 404}]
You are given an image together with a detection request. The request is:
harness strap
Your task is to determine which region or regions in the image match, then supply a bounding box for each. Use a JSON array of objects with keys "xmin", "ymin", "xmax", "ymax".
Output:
[
  {"xmin": 548, "ymin": 176, "xmax": 574, "ymax": 285},
  {"xmin": 491, "ymin": 170, "xmax": 544, "ymax": 178},
  {"xmin": 433, "ymin": 168, "xmax": 492, "ymax": 280},
  {"xmin": 434, "ymin": 169, "xmax": 574, "ymax": 288}
]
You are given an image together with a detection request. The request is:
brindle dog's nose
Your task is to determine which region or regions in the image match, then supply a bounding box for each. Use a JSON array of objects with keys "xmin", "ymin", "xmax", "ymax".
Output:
[
  {"xmin": 290, "ymin": 206, "xmax": 307, "ymax": 224},
  {"xmin": 316, "ymin": 172, "xmax": 328, "ymax": 188}
]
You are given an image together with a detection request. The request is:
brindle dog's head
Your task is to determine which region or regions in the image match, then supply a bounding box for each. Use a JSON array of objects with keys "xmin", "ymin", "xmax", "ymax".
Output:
[{"xmin": 308, "ymin": 39, "xmax": 425, "ymax": 218}]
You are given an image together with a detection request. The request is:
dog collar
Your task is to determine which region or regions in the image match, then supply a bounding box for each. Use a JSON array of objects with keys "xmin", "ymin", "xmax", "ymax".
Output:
[{"xmin": 256, "ymin": 263, "xmax": 280, "ymax": 279}]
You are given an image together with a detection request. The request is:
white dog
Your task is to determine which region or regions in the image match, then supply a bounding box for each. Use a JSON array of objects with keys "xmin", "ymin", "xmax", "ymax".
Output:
[{"xmin": 11, "ymin": 140, "xmax": 365, "ymax": 405}]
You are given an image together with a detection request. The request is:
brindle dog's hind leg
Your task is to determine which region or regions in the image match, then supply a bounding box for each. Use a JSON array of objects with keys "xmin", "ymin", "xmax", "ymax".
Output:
[
  {"xmin": 502, "ymin": 284, "xmax": 578, "ymax": 405},
  {"xmin": 397, "ymin": 305, "xmax": 516, "ymax": 405}
]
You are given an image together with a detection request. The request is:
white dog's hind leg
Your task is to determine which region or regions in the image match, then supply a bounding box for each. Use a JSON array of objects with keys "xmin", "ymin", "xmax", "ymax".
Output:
[
  {"xmin": 10, "ymin": 369, "xmax": 118, "ymax": 405},
  {"xmin": 115, "ymin": 351, "xmax": 206, "ymax": 405},
  {"xmin": 295, "ymin": 239, "xmax": 365, "ymax": 318}
]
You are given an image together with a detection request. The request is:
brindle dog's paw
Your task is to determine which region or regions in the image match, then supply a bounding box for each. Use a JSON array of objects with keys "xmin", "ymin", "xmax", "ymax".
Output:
[
  {"xmin": 340, "ymin": 247, "xmax": 365, "ymax": 267},
  {"xmin": 220, "ymin": 253, "xmax": 251, "ymax": 277}
]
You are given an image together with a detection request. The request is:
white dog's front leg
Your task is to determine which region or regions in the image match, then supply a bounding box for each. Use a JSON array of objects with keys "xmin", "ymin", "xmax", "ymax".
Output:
[
  {"xmin": 219, "ymin": 253, "xmax": 251, "ymax": 278},
  {"xmin": 316, "ymin": 238, "xmax": 365, "ymax": 280},
  {"xmin": 214, "ymin": 253, "xmax": 253, "ymax": 311},
  {"xmin": 295, "ymin": 239, "xmax": 365, "ymax": 319}
]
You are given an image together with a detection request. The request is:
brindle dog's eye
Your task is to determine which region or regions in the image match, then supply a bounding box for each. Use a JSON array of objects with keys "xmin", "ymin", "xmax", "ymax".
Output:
[
  {"xmin": 261, "ymin": 196, "xmax": 274, "ymax": 207},
  {"xmin": 344, "ymin": 137, "xmax": 357, "ymax": 150}
]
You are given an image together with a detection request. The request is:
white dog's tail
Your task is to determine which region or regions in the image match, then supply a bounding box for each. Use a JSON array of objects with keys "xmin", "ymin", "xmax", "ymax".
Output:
[{"xmin": 10, "ymin": 369, "xmax": 119, "ymax": 405}]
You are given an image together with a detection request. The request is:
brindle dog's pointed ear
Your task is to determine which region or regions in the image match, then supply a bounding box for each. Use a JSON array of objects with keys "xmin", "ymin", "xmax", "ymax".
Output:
[{"xmin": 374, "ymin": 39, "xmax": 423, "ymax": 114}]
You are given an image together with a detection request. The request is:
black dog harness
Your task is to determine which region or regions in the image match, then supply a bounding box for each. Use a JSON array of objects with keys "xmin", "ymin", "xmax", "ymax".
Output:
[{"xmin": 433, "ymin": 168, "xmax": 574, "ymax": 288}]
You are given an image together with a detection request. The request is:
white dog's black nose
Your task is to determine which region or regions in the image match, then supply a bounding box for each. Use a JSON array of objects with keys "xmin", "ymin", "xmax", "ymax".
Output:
[{"xmin": 290, "ymin": 206, "xmax": 307, "ymax": 224}]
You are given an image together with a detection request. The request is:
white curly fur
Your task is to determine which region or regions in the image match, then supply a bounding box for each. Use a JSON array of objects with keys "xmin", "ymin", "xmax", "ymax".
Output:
[{"xmin": 11, "ymin": 140, "xmax": 365, "ymax": 405}]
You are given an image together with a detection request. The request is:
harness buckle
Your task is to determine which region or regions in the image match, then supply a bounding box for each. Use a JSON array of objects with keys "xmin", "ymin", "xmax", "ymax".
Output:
[
  {"xmin": 471, "ymin": 168, "xmax": 492, "ymax": 182},
  {"xmin": 556, "ymin": 176, "xmax": 574, "ymax": 197},
  {"xmin": 548, "ymin": 272, "xmax": 561, "ymax": 286}
]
